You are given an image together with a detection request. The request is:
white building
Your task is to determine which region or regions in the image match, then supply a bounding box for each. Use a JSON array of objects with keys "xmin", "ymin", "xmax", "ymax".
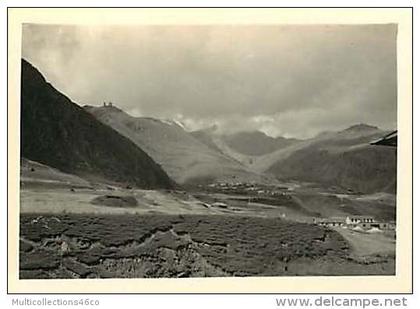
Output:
[{"xmin": 345, "ymin": 215, "xmax": 375, "ymax": 225}]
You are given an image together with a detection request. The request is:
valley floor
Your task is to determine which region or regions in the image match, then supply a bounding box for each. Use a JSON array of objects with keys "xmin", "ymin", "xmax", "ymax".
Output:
[{"xmin": 19, "ymin": 180, "xmax": 396, "ymax": 278}]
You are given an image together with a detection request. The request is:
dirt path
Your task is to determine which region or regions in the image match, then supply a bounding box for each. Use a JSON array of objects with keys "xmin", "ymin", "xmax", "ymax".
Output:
[{"xmin": 332, "ymin": 227, "xmax": 395, "ymax": 256}]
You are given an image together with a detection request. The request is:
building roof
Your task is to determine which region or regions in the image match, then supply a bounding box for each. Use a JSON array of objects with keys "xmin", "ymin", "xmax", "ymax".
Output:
[
  {"xmin": 346, "ymin": 215, "xmax": 375, "ymax": 219},
  {"xmin": 315, "ymin": 217, "xmax": 346, "ymax": 223}
]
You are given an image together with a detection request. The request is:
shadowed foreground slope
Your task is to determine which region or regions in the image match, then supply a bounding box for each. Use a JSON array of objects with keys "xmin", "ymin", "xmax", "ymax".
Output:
[
  {"xmin": 21, "ymin": 59, "xmax": 173, "ymax": 189},
  {"xmin": 19, "ymin": 213, "xmax": 394, "ymax": 279}
]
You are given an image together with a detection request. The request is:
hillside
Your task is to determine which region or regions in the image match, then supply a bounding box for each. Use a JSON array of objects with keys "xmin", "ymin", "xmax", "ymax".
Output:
[
  {"xmin": 222, "ymin": 131, "xmax": 300, "ymax": 156},
  {"xmin": 21, "ymin": 59, "xmax": 173, "ymax": 189},
  {"xmin": 190, "ymin": 130, "xmax": 223, "ymax": 154},
  {"xmin": 189, "ymin": 129, "xmax": 257, "ymax": 167},
  {"xmin": 21, "ymin": 158, "xmax": 90, "ymax": 188},
  {"xmin": 86, "ymin": 106, "xmax": 268, "ymax": 185},
  {"xmin": 262, "ymin": 124, "xmax": 397, "ymax": 193}
]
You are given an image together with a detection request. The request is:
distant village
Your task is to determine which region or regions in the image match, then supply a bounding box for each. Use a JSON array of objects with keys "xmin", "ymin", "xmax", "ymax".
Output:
[
  {"xmin": 204, "ymin": 181, "xmax": 290, "ymax": 196},
  {"xmin": 202, "ymin": 181, "xmax": 396, "ymax": 232}
]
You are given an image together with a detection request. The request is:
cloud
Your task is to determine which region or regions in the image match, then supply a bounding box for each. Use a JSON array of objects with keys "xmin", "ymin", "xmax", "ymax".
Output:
[{"xmin": 22, "ymin": 24, "xmax": 397, "ymax": 138}]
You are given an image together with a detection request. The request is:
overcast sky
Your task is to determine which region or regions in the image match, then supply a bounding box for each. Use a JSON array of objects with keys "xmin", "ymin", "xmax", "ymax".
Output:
[{"xmin": 22, "ymin": 24, "xmax": 397, "ymax": 138}]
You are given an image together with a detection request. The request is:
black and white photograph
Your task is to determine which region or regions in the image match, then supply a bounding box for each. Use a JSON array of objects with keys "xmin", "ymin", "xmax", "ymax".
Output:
[
  {"xmin": 6, "ymin": 8, "xmax": 413, "ymax": 296},
  {"xmin": 18, "ymin": 21, "xmax": 400, "ymax": 280}
]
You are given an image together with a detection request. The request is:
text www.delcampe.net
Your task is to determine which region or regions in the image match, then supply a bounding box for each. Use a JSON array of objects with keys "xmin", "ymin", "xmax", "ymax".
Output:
[{"xmin": 276, "ymin": 296, "xmax": 408, "ymax": 308}]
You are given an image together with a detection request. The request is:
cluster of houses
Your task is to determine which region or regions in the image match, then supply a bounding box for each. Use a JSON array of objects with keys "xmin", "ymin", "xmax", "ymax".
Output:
[{"xmin": 313, "ymin": 215, "xmax": 395, "ymax": 231}]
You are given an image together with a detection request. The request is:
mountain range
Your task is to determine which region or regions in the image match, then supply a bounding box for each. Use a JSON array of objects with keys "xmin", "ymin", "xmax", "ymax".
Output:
[
  {"xmin": 21, "ymin": 58, "xmax": 397, "ymax": 194},
  {"xmin": 85, "ymin": 105, "xmax": 268, "ymax": 185},
  {"xmin": 221, "ymin": 131, "xmax": 300, "ymax": 156},
  {"xmin": 189, "ymin": 124, "xmax": 396, "ymax": 193},
  {"xmin": 258, "ymin": 124, "xmax": 396, "ymax": 193}
]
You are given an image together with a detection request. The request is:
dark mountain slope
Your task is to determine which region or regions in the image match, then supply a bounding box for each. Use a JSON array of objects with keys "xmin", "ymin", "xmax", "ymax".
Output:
[{"xmin": 20, "ymin": 59, "xmax": 173, "ymax": 189}]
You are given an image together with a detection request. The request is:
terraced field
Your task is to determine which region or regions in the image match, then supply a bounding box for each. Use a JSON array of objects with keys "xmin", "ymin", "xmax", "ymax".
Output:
[{"xmin": 19, "ymin": 213, "xmax": 394, "ymax": 279}]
